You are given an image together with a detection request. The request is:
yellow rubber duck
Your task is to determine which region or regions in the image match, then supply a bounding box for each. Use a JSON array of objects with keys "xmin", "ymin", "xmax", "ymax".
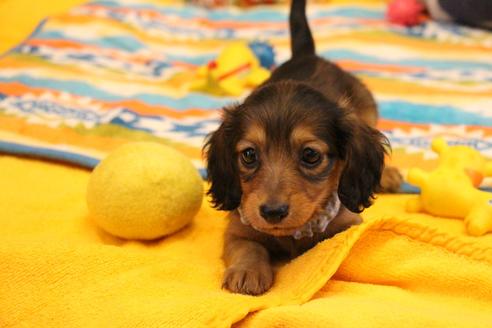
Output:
[
  {"xmin": 406, "ymin": 137, "xmax": 492, "ymax": 236},
  {"xmin": 190, "ymin": 42, "xmax": 271, "ymax": 96}
]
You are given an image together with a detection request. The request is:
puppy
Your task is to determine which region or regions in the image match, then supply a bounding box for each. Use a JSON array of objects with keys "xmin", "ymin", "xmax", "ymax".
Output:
[{"xmin": 204, "ymin": 0, "xmax": 402, "ymax": 295}]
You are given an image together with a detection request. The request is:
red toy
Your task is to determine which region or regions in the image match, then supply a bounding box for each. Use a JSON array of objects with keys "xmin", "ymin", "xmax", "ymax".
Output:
[{"xmin": 387, "ymin": 0, "xmax": 426, "ymax": 26}]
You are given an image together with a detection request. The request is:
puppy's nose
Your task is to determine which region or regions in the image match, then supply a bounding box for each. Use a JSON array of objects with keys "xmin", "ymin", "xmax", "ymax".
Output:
[{"xmin": 259, "ymin": 204, "xmax": 289, "ymax": 223}]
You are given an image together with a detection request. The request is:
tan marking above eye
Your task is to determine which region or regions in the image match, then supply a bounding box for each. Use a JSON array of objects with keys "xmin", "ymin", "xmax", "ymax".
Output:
[
  {"xmin": 237, "ymin": 124, "xmax": 265, "ymax": 150},
  {"xmin": 290, "ymin": 126, "xmax": 329, "ymax": 154}
]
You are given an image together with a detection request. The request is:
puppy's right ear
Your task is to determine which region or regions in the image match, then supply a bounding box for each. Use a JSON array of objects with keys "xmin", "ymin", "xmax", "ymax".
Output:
[
  {"xmin": 336, "ymin": 115, "xmax": 387, "ymax": 213},
  {"xmin": 203, "ymin": 106, "xmax": 242, "ymax": 211}
]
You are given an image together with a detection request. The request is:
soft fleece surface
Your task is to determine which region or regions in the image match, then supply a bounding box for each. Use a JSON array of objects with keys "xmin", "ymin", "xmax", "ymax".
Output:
[
  {"xmin": 0, "ymin": 0, "xmax": 492, "ymax": 190},
  {"xmin": 1, "ymin": 155, "xmax": 492, "ymax": 327}
]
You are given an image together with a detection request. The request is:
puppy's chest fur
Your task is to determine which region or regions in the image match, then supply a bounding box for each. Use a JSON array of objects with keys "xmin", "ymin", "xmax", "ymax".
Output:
[{"xmin": 227, "ymin": 207, "xmax": 361, "ymax": 259}]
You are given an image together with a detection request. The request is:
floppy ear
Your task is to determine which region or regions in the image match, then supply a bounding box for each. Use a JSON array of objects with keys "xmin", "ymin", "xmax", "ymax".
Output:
[
  {"xmin": 337, "ymin": 117, "xmax": 388, "ymax": 213},
  {"xmin": 203, "ymin": 107, "xmax": 242, "ymax": 211}
]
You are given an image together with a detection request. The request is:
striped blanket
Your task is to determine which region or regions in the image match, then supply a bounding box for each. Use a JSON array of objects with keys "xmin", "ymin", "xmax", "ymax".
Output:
[{"xmin": 1, "ymin": 0, "xmax": 491, "ymax": 191}]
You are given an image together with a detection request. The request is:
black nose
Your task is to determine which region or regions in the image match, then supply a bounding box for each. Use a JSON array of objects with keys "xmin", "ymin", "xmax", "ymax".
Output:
[{"xmin": 259, "ymin": 204, "xmax": 289, "ymax": 223}]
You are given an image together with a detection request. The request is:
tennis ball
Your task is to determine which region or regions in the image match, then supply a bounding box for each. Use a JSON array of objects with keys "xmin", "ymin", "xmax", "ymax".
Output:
[{"xmin": 86, "ymin": 142, "xmax": 203, "ymax": 240}]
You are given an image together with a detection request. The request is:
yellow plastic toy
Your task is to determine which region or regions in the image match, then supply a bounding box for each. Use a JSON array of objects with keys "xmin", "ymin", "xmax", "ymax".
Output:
[
  {"xmin": 430, "ymin": 137, "xmax": 492, "ymax": 187},
  {"xmin": 190, "ymin": 42, "xmax": 271, "ymax": 96},
  {"xmin": 406, "ymin": 137, "xmax": 492, "ymax": 236}
]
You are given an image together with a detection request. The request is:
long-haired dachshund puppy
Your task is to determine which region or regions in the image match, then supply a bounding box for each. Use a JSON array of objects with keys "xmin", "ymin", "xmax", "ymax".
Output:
[{"xmin": 204, "ymin": 0, "xmax": 402, "ymax": 295}]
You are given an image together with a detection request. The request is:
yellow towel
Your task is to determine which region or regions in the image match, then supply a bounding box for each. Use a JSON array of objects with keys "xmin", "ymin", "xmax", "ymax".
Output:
[{"xmin": 1, "ymin": 155, "xmax": 492, "ymax": 327}]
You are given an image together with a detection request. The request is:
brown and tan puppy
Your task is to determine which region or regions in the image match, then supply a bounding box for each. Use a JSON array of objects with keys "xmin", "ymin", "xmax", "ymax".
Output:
[{"xmin": 204, "ymin": 0, "xmax": 402, "ymax": 295}]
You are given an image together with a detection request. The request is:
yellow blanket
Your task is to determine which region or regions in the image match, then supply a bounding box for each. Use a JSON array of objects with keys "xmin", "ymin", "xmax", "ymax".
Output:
[{"xmin": 1, "ymin": 155, "xmax": 491, "ymax": 327}]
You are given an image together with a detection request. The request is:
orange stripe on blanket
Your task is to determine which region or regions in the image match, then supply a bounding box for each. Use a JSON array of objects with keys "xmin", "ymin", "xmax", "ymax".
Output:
[
  {"xmin": 26, "ymin": 39, "xmax": 94, "ymax": 50},
  {"xmin": 377, "ymin": 119, "xmax": 430, "ymax": 132},
  {"xmin": 363, "ymin": 78, "xmax": 492, "ymax": 96},
  {"xmin": 110, "ymin": 100, "xmax": 214, "ymax": 118},
  {"xmin": 0, "ymin": 82, "xmax": 215, "ymax": 119},
  {"xmin": 0, "ymin": 81, "xmax": 46, "ymax": 96},
  {"xmin": 53, "ymin": 14, "xmax": 104, "ymax": 25},
  {"xmin": 378, "ymin": 119, "xmax": 492, "ymax": 135},
  {"xmin": 25, "ymin": 39, "xmax": 148, "ymax": 64},
  {"xmin": 194, "ymin": 18, "xmax": 285, "ymax": 30},
  {"xmin": 81, "ymin": 4, "xmax": 140, "ymax": 15},
  {"xmin": 0, "ymin": 115, "xmax": 202, "ymax": 160},
  {"xmin": 387, "ymin": 148, "xmax": 439, "ymax": 171},
  {"xmin": 338, "ymin": 60, "xmax": 424, "ymax": 74},
  {"xmin": 194, "ymin": 17, "xmax": 380, "ymax": 30}
]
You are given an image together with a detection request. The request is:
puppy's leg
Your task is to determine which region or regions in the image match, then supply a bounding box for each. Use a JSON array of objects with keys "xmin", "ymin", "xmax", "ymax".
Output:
[
  {"xmin": 222, "ymin": 234, "xmax": 273, "ymax": 295},
  {"xmin": 380, "ymin": 165, "xmax": 403, "ymax": 193},
  {"xmin": 325, "ymin": 208, "xmax": 362, "ymax": 238}
]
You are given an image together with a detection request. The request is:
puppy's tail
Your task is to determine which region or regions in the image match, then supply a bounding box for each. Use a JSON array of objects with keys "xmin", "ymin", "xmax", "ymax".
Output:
[{"xmin": 290, "ymin": 0, "xmax": 315, "ymax": 58}]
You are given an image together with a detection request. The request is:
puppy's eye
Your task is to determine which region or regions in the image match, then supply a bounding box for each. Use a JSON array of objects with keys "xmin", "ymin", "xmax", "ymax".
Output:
[
  {"xmin": 301, "ymin": 147, "xmax": 321, "ymax": 167},
  {"xmin": 241, "ymin": 148, "xmax": 258, "ymax": 167}
]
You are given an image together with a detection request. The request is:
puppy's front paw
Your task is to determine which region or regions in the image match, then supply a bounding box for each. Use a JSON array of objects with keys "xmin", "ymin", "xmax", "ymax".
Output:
[
  {"xmin": 380, "ymin": 166, "xmax": 403, "ymax": 193},
  {"xmin": 222, "ymin": 263, "xmax": 273, "ymax": 295}
]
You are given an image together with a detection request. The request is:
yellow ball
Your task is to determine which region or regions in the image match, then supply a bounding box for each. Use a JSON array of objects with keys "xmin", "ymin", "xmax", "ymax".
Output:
[{"xmin": 86, "ymin": 142, "xmax": 203, "ymax": 240}]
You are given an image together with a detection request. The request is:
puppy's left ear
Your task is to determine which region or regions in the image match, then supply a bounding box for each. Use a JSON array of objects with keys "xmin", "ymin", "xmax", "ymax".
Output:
[
  {"xmin": 337, "ymin": 117, "xmax": 388, "ymax": 213},
  {"xmin": 203, "ymin": 106, "xmax": 242, "ymax": 211}
]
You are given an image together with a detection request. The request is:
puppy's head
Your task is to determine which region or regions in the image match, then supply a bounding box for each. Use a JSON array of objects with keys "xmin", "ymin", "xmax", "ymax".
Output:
[{"xmin": 204, "ymin": 81, "xmax": 387, "ymax": 236}]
